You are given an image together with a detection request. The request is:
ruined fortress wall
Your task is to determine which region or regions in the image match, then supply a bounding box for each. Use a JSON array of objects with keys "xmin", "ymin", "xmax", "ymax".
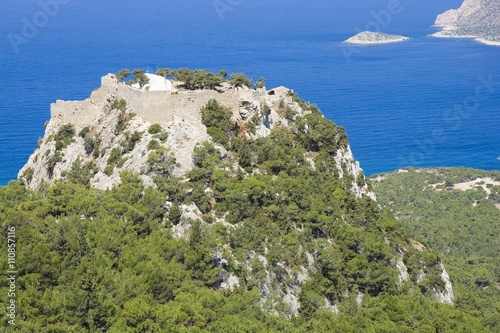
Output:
[
  {"xmin": 49, "ymin": 74, "xmax": 271, "ymax": 129},
  {"xmin": 50, "ymin": 99, "xmax": 102, "ymax": 126}
]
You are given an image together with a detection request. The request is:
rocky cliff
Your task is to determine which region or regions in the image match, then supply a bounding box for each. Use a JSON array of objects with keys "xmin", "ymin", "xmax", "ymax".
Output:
[
  {"xmin": 433, "ymin": 0, "xmax": 500, "ymax": 45},
  {"xmin": 19, "ymin": 74, "xmax": 372, "ymax": 199}
]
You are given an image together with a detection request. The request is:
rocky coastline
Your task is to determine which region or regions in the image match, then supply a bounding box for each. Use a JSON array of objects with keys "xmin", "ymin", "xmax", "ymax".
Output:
[{"xmin": 432, "ymin": 0, "xmax": 500, "ymax": 46}]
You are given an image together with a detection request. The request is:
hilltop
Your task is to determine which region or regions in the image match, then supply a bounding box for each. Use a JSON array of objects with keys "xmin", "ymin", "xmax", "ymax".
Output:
[
  {"xmin": 0, "ymin": 70, "xmax": 489, "ymax": 331},
  {"xmin": 433, "ymin": 0, "xmax": 500, "ymax": 45},
  {"xmin": 19, "ymin": 72, "xmax": 369, "ymax": 199}
]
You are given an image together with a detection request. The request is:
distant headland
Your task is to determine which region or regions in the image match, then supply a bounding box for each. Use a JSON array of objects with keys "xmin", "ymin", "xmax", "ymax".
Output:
[
  {"xmin": 432, "ymin": 0, "xmax": 500, "ymax": 46},
  {"xmin": 344, "ymin": 31, "xmax": 409, "ymax": 45}
]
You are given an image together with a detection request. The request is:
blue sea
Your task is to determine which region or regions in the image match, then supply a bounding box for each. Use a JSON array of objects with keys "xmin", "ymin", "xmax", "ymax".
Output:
[{"xmin": 1, "ymin": 0, "xmax": 499, "ymax": 185}]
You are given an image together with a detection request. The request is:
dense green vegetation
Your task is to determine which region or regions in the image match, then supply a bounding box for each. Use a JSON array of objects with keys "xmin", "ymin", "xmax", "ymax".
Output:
[
  {"xmin": 0, "ymin": 171, "xmax": 486, "ymax": 331},
  {"xmin": 0, "ymin": 98, "xmax": 493, "ymax": 331},
  {"xmin": 370, "ymin": 168, "xmax": 500, "ymax": 332}
]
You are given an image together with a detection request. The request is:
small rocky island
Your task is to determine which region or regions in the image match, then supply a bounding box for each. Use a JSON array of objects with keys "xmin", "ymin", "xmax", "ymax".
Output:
[
  {"xmin": 344, "ymin": 31, "xmax": 409, "ymax": 45},
  {"xmin": 433, "ymin": 0, "xmax": 500, "ymax": 45}
]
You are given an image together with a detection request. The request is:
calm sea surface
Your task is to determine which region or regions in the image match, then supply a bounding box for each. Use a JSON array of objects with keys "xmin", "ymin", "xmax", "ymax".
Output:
[{"xmin": 1, "ymin": 0, "xmax": 498, "ymax": 185}]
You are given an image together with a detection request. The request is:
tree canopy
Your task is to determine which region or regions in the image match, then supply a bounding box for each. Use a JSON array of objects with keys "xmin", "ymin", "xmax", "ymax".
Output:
[
  {"xmin": 156, "ymin": 68, "xmax": 172, "ymax": 78},
  {"xmin": 230, "ymin": 72, "xmax": 252, "ymax": 88},
  {"xmin": 133, "ymin": 69, "xmax": 150, "ymax": 88},
  {"xmin": 116, "ymin": 69, "xmax": 131, "ymax": 82},
  {"xmin": 173, "ymin": 68, "xmax": 226, "ymax": 90}
]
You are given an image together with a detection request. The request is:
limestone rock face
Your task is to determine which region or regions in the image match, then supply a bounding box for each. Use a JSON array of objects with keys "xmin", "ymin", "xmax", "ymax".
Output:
[
  {"xmin": 19, "ymin": 74, "xmax": 373, "ymax": 200},
  {"xmin": 437, "ymin": 264, "xmax": 454, "ymax": 305},
  {"xmin": 433, "ymin": 0, "xmax": 500, "ymax": 45}
]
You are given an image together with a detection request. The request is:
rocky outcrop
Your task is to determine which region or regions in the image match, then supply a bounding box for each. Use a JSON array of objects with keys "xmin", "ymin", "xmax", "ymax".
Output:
[
  {"xmin": 19, "ymin": 74, "xmax": 373, "ymax": 200},
  {"xmin": 436, "ymin": 264, "xmax": 454, "ymax": 305},
  {"xmin": 335, "ymin": 146, "xmax": 375, "ymax": 200},
  {"xmin": 433, "ymin": 0, "xmax": 500, "ymax": 45},
  {"xmin": 344, "ymin": 31, "xmax": 409, "ymax": 45}
]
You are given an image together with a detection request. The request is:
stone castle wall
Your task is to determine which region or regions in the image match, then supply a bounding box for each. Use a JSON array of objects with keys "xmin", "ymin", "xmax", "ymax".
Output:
[{"xmin": 49, "ymin": 74, "xmax": 270, "ymax": 129}]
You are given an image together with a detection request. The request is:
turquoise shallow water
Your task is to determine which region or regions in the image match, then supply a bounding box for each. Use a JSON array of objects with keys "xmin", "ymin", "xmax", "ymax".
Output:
[{"xmin": 1, "ymin": 0, "xmax": 498, "ymax": 185}]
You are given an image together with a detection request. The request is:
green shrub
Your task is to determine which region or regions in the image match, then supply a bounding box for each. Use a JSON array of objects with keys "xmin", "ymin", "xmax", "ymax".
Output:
[
  {"xmin": 254, "ymin": 77, "xmax": 266, "ymax": 89},
  {"xmin": 47, "ymin": 151, "xmax": 62, "ymax": 177},
  {"xmin": 116, "ymin": 157, "xmax": 127, "ymax": 168},
  {"xmin": 148, "ymin": 139, "xmax": 161, "ymax": 151},
  {"xmin": 92, "ymin": 137, "xmax": 101, "ymax": 159},
  {"xmin": 285, "ymin": 106, "xmax": 297, "ymax": 120},
  {"xmin": 148, "ymin": 123, "xmax": 162, "ymax": 134},
  {"xmin": 133, "ymin": 69, "xmax": 149, "ymax": 88},
  {"xmin": 54, "ymin": 124, "xmax": 75, "ymax": 151},
  {"xmin": 207, "ymin": 127, "xmax": 229, "ymax": 147},
  {"xmin": 115, "ymin": 112, "xmax": 128, "ymax": 134},
  {"xmin": 21, "ymin": 168, "xmax": 34, "ymax": 184},
  {"xmin": 246, "ymin": 120, "xmax": 256, "ymax": 135},
  {"xmin": 147, "ymin": 147, "xmax": 177, "ymax": 177},
  {"xmin": 155, "ymin": 130, "xmax": 169, "ymax": 142},
  {"xmin": 108, "ymin": 148, "xmax": 122, "ymax": 165},
  {"xmin": 201, "ymin": 99, "xmax": 236, "ymax": 147},
  {"xmin": 83, "ymin": 134, "xmax": 94, "ymax": 155},
  {"xmin": 294, "ymin": 113, "xmax": 343, "ymax": 154},
  {"xmin": 156, "ymin": 68, "xmax": 172, "ymax": 78},
  {"xmin": 279, "ymin": 99, "xmax": 285, "ymax": 109},
  {"xmin": 168, "ymin": 202, "xmax": 182, "ymax": 225},
  {"xmin": 192, "ymin": 142, "xmax": 220, "ymax": 168},
  {"xmin": 104, "ymin": 165, "xmax": 114, "ymax": 176},
  {"xmin": 111, "ymin": 98, "xmax": 127, "ymax": 112},
  {"xmin": 123, "ymin": 131, "xmax": 142, "ymax": 152},
  {"xmin": 78, "ymin": 126, "xmax": 90, "ymax": 138}
]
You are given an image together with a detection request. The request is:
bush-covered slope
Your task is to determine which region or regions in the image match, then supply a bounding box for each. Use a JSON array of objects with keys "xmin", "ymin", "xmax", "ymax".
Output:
[
  {"xmin": 0, "ymin": 166, "xmax": 488, "ymax": 331},
  {"xmin": 370, "ymin": 168, "xmax": 500, "ymax": 332}
]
